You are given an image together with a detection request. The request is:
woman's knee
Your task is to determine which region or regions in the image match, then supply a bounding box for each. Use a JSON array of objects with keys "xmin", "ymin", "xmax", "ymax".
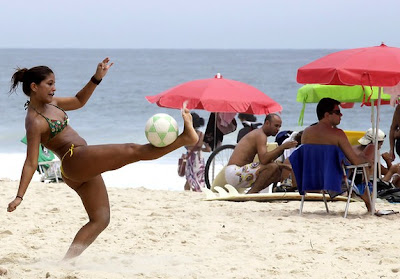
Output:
[
  {"xmin": 91, "ymin": 207, "xmax": 110, "ymax": 230},
  {"xmin": 99, "ymin": 214, "xmax": 110, "ymax": 230}
]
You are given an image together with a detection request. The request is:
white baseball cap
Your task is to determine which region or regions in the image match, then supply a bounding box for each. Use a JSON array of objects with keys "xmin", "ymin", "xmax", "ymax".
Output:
[{"xmin": 358, "ymin": 128, "xmax": 386, "ymax": 145}]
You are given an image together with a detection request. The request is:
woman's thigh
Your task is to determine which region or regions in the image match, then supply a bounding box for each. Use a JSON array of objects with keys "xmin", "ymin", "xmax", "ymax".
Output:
[
  {"xmin": 61, "ymin": 143, "xmax": 142, "ymax": 182},
  {"xmin": 65, "ymin": 174, "xmax": 110, "ymax": 220}
]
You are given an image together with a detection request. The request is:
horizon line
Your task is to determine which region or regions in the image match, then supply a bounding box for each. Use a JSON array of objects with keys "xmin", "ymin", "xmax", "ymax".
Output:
[{"xmin": 0, "ymin": 47, "xmax": 344, "ymax": 51}]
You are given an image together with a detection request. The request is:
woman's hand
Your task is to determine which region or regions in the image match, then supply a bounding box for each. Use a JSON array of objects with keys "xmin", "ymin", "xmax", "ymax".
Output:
[
  {"xmin": 7, "ymin": 198, "xmax": 22, "ymax": 212},
  {"xmin": 93, "ymin": 57, "xmax": 114, "ymax": 80}
]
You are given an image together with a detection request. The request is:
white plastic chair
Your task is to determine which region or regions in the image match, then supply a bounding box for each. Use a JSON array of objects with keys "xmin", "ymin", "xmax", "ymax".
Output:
[{"xmin": 38, "ymin": 159, "xmax": 62, "ymax": 183}]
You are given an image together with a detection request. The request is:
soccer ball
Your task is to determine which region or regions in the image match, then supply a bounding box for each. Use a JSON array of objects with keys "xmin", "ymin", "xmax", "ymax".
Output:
[{"xmin": 145, "ymin": 113, "xmax": 179, "ymax": 147}]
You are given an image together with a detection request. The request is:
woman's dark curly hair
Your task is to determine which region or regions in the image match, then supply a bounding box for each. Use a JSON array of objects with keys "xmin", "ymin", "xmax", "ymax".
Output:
[{"xmin": 9, "ymin": 66, "xmax": 53, "ymax": 97}]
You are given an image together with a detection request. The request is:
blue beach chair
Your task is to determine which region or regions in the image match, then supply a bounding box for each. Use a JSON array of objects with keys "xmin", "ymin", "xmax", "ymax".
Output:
[{"xmin": 290, "ymin": 144, "xmax": 370, "ymax": 217}]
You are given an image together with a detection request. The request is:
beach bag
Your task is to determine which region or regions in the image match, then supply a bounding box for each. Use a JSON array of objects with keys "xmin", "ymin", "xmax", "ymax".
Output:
[
  {"xmin": 378, "ymin": 186, "xmax": 400, "ymax": 203},
  {"xmin": 178, "ymin": 153, "xmax": 188, "ymax": 177},
  {"xmin": 376, "ymin": 179, "xmax": 395, "ymax": 192}
]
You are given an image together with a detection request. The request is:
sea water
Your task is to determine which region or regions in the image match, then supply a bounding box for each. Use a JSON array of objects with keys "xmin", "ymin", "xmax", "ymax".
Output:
[{"xmin": 0, "ymin": 49, "xmax": 396, "ymax": 190}]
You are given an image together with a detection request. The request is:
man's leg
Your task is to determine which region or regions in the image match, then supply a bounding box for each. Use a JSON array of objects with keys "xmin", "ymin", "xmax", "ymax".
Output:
[
  {"xmin": 248, "ymin": 163, "xmax": 280, "ymax": 194},
  {"xmin": 360, "ymin": 190, "xmax": 372, "ymax": 212},
  {"xmin": 382, "ymin": 164, "xmax": 400, "ymax": 186},
  {"xmin": 280, "ymin": 158, "xmax": 292, "ymax": 183}
]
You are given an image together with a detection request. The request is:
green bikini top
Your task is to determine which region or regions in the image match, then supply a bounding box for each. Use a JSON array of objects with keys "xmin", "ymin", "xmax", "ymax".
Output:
[{"xmin": 30, "ymin": 104, "xmax": 69, "ymax": 141}]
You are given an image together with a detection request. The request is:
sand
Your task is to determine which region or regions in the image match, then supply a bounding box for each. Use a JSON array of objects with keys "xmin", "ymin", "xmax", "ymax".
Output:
[{"xmin": 2, "ymin": 179, "xmax": 400, "ymax": 279}]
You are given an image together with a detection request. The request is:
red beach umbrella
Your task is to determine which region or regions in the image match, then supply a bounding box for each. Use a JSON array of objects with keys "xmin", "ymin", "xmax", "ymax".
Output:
[
  {"xmin": 297, "ymin": 43, "xmax": 400, "ymax": 87},
  {"xmin": 146, "ymin": 73, "xmax": 282, "ymax": 115},
  {"xmin": 296, "ymin": 43, "xmax": 400, "ymax": 214}
]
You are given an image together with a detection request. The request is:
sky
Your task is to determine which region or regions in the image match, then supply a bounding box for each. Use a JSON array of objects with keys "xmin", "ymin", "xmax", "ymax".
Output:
[{"xmin": 1, "ymin": 0, "xmax": 400, "ymax": 49}]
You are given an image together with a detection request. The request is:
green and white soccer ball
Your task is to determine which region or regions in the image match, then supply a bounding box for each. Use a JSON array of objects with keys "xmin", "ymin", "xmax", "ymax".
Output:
[{"xmin": 145, "ymin": 113, "xmax": 179, "ymax": 147}]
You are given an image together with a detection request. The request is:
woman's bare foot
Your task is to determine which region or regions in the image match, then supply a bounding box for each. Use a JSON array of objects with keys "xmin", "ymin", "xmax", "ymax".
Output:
[{"xmin": 180, "ymin": 108, "xmax": 199, "ymax": 145}]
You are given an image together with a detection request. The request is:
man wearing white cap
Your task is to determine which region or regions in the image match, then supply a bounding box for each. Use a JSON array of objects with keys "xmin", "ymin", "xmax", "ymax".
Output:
[
  {"xmin": 354, "ymin": 128, "xmax": 400, "ymax": 189},
  {"xmin": 358, "ymin": 128, "xmax": 386, "ymax": 146}
]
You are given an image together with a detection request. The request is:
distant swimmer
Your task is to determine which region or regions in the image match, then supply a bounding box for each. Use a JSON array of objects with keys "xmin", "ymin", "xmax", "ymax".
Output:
[{"xmin": 7, "ymin": 58, "xmax": 198, "ymax": 260}]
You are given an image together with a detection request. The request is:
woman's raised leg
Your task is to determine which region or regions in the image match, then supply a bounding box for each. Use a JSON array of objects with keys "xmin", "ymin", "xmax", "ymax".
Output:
[
  {"xmin": 62, "ymin": 175, "xmax": 110, "ymax": 260},
  {"xmin": 62, "ymin": 108, "xmax": 199, "ymax": 182}
]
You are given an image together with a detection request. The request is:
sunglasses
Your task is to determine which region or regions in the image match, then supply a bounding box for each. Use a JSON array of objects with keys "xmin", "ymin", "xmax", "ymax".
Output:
[{"xmin": 329, "ymin": 110, "xmax": 342, "ymax": 115}]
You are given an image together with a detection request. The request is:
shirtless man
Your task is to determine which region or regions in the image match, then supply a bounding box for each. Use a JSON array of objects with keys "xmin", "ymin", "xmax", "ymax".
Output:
[
  {"xmin": 354, "ymin": 128, "xmax": 400, "ymax": 188},
  {"xmin": 301, "ymin": 97, "xmax": 371, "ymax": 211},
  {"xmin": 389, "ymin": 104, "xmax": 400, "ymax": 160},
  {"xmin": 225, "ymin": 113, "xmax": 297, "ymax": 193}
]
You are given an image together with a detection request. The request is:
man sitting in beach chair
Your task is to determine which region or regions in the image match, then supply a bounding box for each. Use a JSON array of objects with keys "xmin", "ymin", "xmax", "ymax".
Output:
[
  {"xmin": 299, "ymin": 98, "xmax": 372, "ymax": 212},
  {"xmin": 225, "ymin": 113, "xmax": 298, "ymax": 193}
]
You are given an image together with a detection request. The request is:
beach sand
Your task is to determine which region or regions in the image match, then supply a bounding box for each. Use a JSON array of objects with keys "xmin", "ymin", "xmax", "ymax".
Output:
[{"xmin": 2, "ymin": 179, "xmax": 400, "ymax": 278}]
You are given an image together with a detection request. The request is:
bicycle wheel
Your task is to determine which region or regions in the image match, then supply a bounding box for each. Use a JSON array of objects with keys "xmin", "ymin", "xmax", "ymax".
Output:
[{"xmin": 205, "ymin": 144, "xmax": 236, "ymax": 189}]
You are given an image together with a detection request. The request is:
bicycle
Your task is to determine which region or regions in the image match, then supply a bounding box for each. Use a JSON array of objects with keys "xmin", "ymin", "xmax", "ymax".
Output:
[{"xmin": 204, "ymin": 144, "xmax": 236, "ymax": 189}]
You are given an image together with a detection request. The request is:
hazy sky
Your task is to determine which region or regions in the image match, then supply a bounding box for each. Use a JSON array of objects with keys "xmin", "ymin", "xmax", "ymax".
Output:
[{"xmin": 1, "ymin": 0, "xmax": 400, "ymax": 49}]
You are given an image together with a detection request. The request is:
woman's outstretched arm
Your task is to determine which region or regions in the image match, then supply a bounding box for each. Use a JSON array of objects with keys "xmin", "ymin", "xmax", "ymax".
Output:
[
  {"xmin": 7, "ymin": 122, "xmax": 43, "ymax": 212},
  {"xmin": 55, "ymin": 57, "xmax": 113, "ymax": 111}
]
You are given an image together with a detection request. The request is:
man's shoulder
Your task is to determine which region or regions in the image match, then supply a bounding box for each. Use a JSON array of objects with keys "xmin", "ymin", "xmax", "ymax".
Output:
[
  {"xmin": 333, "ymin": 127, "xmax": 346, "ymax": 135},
  {"xmin": 303, "ymin": 123, "xmax": 347, "ymax": 145},
  {"xmin": 239, "ymin": 129, "xmax": 266, "ymax": 144},
  {"xmin": 249, "ymin": 128, "xmax": 267, "ymax": 138},
  {"xmin": 307, "ymin": 123, "xmax": 344, "ymax": 134},
  {"xmin": 325, "ymin": 127, "xmax": 347, "ymax": 139}
]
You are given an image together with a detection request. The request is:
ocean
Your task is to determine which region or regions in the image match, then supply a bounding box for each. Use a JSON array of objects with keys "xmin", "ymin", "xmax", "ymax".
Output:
[{"xmin": 0, "ymin": 49, "xmax": 396, "ymax": 190}]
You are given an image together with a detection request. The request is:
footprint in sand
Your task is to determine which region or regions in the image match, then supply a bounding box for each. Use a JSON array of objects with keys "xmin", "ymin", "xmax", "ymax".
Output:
[
  {"xmin": 0, "ymin": 266, "xmax": 7, "ymax": 275},
  {"xmin": 0, "ymin": 230, "xmax": 12, "ymax": 237},
  {"xmin": 48, "ymin": 207, "xmax": 60, "ymax": 213}
]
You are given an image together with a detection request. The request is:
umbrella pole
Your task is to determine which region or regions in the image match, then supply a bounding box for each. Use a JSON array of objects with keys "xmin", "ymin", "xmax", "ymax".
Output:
[
  {"xmin": 370, "ymin": 103, "xmax": 382, "ymax": 177},
  {"xmin": 210, "ymin": 112, "xmax": 218, "ymax": 182},
  {"xmin": 214, "ymin": 112, "xmax": 217, "ymax": 150},
  {"xmin": 371, "ymin": 103, "xmax": 375, "ymax": 130},
  {"xmin": 371, "ymin": 87, "xmax": 382, "ymax": 215}
]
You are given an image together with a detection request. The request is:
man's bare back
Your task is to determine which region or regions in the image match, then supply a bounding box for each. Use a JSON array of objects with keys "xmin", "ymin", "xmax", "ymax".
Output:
[
  {"xmin": 302, "ymin": 123, "xmax": 343, "ymax": 145},
  {"xmin": 302, "ymin": 110, "xmax": 364, "ymax": 166}
]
